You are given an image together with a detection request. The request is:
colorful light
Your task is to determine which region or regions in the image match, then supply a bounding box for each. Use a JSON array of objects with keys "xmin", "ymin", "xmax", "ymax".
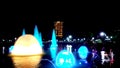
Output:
[
  {"xmin": 34, "ymin": 25, "xmax": 43, "ymax": 47},
  {"xmin": 9, "ymin": 34, "xmax": 44, "ymax": 68},
  {"xmin": 55, "ymin": 50, "xmax": 76, "ymax": 68},
  {"xmin": 9, "ymin": 34, "xmax": 43, "ymax": 56},
  {"xmin": 50, "ymin": 29, "xmax": 58, "ymax": 61},
  {"xmin": 78, "ymin": 45, "xmax": 89, "ymax": 59},
  {"xmin": 22, "ymin": 28, "xmax": 26, "ymax": 36}
]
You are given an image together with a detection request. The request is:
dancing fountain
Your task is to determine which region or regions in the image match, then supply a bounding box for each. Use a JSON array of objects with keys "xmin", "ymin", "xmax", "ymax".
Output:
[
  {"xmin": 9, "ymin": 25, "xmax": 44, "ymax": 68},
  {"xmin": 34, "ymin": 25, "xmax": 43, "ymax": 47},
  {"xmin": 8, "ymin": 25, "xmax": 90, "ymax": 68},
  {"xmin": 50, "ymin": 29, "xmax": 58, "ymax": 61},
  {"xmin": 78, "ymin": 45, "xmax": 89, "ymax": 67},
  {"xmin": 22, "ymin": 28, "xmax": 26, "ymax": 36},
  {"xmin": 55, "ymin": 50, "xmax": 76, "ymax": 68}
]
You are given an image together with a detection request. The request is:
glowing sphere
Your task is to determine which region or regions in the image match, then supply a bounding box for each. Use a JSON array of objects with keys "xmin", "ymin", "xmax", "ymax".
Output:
[
  {"xmin": 9, "ymin": 34, "xmax": 43, "ymax": 56},
  {"xmin": 55, "ymin": 50, "xmax": 76, "ymax": 68},
  {"xmin": 78, "ymin": 45, "xmax": 89, "ymax": 59},
  {"xmin": 99, "ymin": 32, "xmax": 106, "ymax": 37}
]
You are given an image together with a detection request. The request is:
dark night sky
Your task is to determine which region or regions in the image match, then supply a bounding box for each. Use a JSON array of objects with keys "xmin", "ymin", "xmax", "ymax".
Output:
[{"xmin": 0, "ymin": 14, "xmax": 120, "ymax": 39}]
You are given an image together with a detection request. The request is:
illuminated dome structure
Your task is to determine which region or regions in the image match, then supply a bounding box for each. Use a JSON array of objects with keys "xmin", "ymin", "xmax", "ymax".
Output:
[
  {"xmin": 55, "ymin": 50, "xmax": 76, "ymax": 68},
  {"xmin": 10, "ymin": 34, "xmax": 43, "ymax": 55},
  {"xmin": 9, "ymin": 34, "xmax": 44, "ymax": 68},
  {"xmin": 9, "ymin": 34, "xmax": 43, "ymax": 56},
  {"xmin": 78, "ymin": 45, "xmax": 89, "ymax": 59}
]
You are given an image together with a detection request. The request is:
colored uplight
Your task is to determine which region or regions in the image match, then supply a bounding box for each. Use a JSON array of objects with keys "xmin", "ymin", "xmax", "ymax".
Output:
[
  {"xmin": 22, "ymin": 28, "xmax": 26, "ymax": 36},
  {"xmin": 9, "ymin": 34, "xmax": 44, "ymax": 68},
  {"xmin": 50, "ymin": 46, "xmax": 57, "ymax": 61},
  {"xmin": 55, "ymin": 50, "xmax": 76, "ymax": 68},
  {"xmin": 39, "ymin": 32, "xmax": 43, "ymax": 47},
  {"xmin": 9, "ymin": 45, "xmax": 14, "ymax": 53},
  {"xmin": 34, "ymin": 25, "xmax": 43, "ymax": 47},
  {"xmin": 9, "ymin": 34, "xmax": 43, "ymax": 56},
  {"xmin": 50, "ymin": 29, "xmax": 58, "ymax": 61},
  {"xmin": 78, "ymin": 45, "xmax": 89, "ymax": 59}
]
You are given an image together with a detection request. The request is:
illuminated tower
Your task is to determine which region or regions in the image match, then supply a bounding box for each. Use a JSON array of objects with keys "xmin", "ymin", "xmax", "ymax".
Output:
[{"xmin": 54, "ymin": 21, "xmax": 63, "ymax": 39}]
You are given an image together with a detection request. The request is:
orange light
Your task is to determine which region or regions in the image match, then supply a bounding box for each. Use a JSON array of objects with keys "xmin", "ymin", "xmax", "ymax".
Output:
[{"xmin": 9, "ymin": 34, "xmax": 44, "ymax": 68}]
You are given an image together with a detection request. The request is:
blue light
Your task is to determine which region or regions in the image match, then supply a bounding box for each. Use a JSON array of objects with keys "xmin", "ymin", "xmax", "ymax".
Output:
[
  {"xmin": 50, "ymin": 46, "xmax": 57, "ymax": 61},
  {"xmin": 79, "ymin": 62, "xmax": 81, "ymax": 64},
  {"xmin": 50, "ymin": 29, "xmax": 58, "ymax": 61},
  {"xmin": 39, "ymin": 32, "xmax": 43, "ymax": 47},
  {"xmin": 34, "ymin": 25, "xmax": 43, "ymax": 47},
  {"xmin": 55, "ymin": 50, "xmax": 76, "ymax": 68},
  {"xmin": 22, "ymin": 28, "xmax": 26, "ymax": 36},
  {"xmin": 51, "ymin": 29, "xmax": 57, "ymax": 45},
  {"xmin": 40, "ymin": 59, "xmax": 56, "ymax": 68},
  {"xmin": 78, "ymin": 45, "xmax": 89, "ymax": 59},
  {"xmin": 9, "ymin": 45, "xmax": 14, "ymax": 53}
]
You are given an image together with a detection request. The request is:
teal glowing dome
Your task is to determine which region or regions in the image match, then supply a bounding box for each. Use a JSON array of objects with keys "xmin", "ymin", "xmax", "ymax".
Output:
[
  {"xmin": 55, "ymin": 50, "xmax": 76, "ymax": 68},
  {"xmin": 78, "ymin": 45, "xmax": 89, "ymax": 59}
]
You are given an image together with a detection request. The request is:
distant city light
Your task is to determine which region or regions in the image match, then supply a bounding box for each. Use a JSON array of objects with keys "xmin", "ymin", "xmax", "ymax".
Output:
[
  {"xmin": 99, "ymin": 32, "xmax": 106, "ymax": 37},
  {"xmin": 110, "ymin": 36, "xmax": 113, "ymax": 39},
  {"xmin": 92, "ymin": 37, "xmax": 94, "ymax": 40},
  {"xmin": 68, "ymin": 35, "xmax": 72, "ymax": 39},
  {"xmin": 83, "ymin": 38, "xmax": 86, "ymax": 40},
  {"xmin": 14, "ymin": 37, "xmax": 17, "ymax": 40},
  {"xmin": 106, "ymin": 36, "xmax": 109, "ymax": 39},
  {"xmin": 9, "ymin": 40, "xmax": 12, "ymax": 42},
  {"xmin": 2, "ymin": 39, "xmax": 5, "ymax": 42}
]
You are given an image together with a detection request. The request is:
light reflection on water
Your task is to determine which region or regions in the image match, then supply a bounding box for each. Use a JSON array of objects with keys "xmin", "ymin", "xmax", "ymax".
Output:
[
  {"xmin": 11, "ymin": 55, "xmax": 42, "ymax": 68},
  {"xmin": 0, "ymin": 43, "xmax": 117, "ymax": 68}
]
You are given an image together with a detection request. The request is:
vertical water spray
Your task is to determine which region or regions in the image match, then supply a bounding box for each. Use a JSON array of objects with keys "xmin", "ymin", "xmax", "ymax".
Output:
[
  {"xmin": 22, "ymin": 28, "xmax": 26, "ymax": 35},
  {"xmin": 34, "ymin": 25, "xmax": 43, "ymax": 47},
  {"xmin": 9, "ymin": 34, "xmax": 44, "ymax": 68},
  {"xmin": 39, "ymin": 32, "xmax": 43, "ymax": 47},
  {"xmin": 50, "ymin": 29, "xmax": 58, "ymax": 61}
]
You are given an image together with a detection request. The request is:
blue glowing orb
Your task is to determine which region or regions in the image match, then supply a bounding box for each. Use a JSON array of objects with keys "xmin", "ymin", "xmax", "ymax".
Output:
[
  {"xmin": 78, "ymin": 45, "xmax": 89, "ymax": 59},
  {"xmin": 55, "ymin": 50, "xmax": 76, "ymax": 68}
]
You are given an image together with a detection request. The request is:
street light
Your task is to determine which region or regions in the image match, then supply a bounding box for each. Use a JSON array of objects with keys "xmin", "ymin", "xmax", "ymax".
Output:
[{"xmin": 99, "ymin": 32, "xmax": 106, "ymax": 37}]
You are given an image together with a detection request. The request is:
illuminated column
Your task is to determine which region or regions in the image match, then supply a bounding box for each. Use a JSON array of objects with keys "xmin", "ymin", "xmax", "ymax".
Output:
[
  {"xmin": 69, "ymin": 45, "xmax": 72, "ymax": 53},
  {"xmin": 101, "ymin": 51, "xmax": 105, "ymax": 64},
  {"xmin": 101, "ymin": 51, "xmax": 110, "ymax": 64},
  {"xmin": 66, "ymin": 45, "xmax": 72, "ymax": 53},
  {"xmin": 2, "ymin": 46, "xmax": 5, "ymax": 54}
]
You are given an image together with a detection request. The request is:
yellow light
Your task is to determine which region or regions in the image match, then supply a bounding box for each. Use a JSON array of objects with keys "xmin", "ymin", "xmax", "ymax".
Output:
[
  {"xmin": 9, "ymin": 34, "xmax": 44, "ymax": 68},
  {"xmin": 11, "ymin": 55, "xmax": 42, "ymax": 68},
  {"xmin": 10, "ymin": 34, "xmax": 43, "ymax": 56}
]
